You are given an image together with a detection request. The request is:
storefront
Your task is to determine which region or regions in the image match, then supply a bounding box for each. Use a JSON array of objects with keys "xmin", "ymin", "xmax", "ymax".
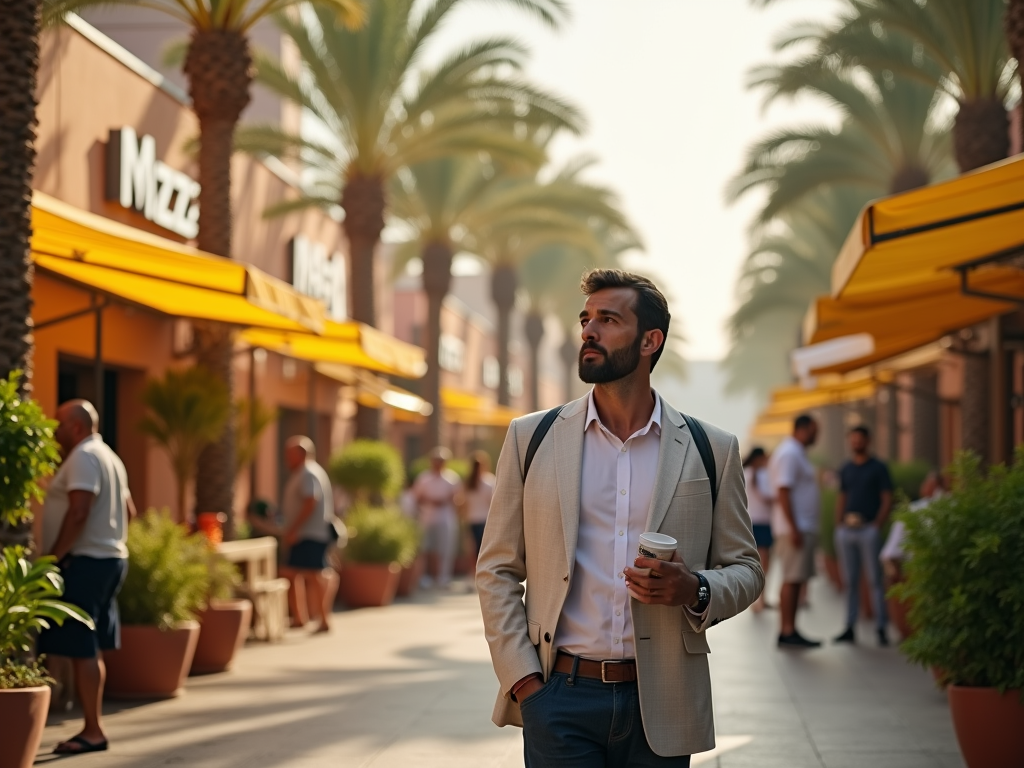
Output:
[{"xmin": 33, "ymin": 17, "xmax": 424, "ymax": 516}]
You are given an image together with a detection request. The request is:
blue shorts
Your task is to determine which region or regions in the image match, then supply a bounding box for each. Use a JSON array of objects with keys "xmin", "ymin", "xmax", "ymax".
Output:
[
  {"xmin": 752, "ymin": 524, "xmax": 774, "ymax": 549},
  {"xmin": 38, "ymin": 555, "xmax": 128, "ymax": 659},
  {"xmin": 286, "ymin": 539, "xmax": 329, "ymax": 570}
]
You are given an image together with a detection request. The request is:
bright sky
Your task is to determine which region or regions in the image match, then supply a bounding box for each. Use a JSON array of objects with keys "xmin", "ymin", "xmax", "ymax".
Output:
[{"xmin": 434, "ymin": 0, "xmax": 843, "ymax": 360}]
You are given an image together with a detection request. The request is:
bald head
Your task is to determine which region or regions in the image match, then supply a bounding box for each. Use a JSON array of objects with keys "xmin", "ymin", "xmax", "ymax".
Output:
[
  {"xmin": 55, "ymin": 399, "xmax": 98, "ymax": 454},
  {"xmin": 285, "ymin": 435, "xmax": 315, "ymax": 471}
]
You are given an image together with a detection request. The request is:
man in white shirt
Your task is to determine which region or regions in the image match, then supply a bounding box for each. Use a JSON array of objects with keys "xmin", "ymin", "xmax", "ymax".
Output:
[
  {"xmin": 477, "ymin": 270, "xmax": 763, "ymax": 765},
  {"xmin": 412, "ymin": 447, "xmax": 462, "ymax": 588},
  {"xmin": 39, "ymin": 400, "xmax": 135, "ymax": 755},
  {"xmin": 768, "ymin": 414, "xmax": 822, "ymax": 649}
]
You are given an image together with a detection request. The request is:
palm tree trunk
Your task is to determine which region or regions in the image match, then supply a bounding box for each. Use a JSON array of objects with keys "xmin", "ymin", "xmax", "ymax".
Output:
[
  {"xmin": 911, "ymin": 371, "xmax": 939, "ymax": 468},
  {"xmin": 524, "ymin": 311, "xmax": 545, "ymax": 412},
  {"xmin": 1008, "ymin": 0, "xmax": 1024, "ymax": 152},
  {"xmin": 184, "ymin": 29, "xmax": 252, "ymax": 527},
  {"xmin": 491, "ymin": 264, "xmax": 517, "ymax": 407},
  {"xmin": 0, "ymin": 0, "xmax": 40, "ymax": 393},
  {"xmin": 559, "ymin": 334, "xmax": 577, "ymax": 403},
  {"xmin": 421, "ymin": 241, "xmax": 453, "ymax": 449},
  {"xmin": 961, "ymin": 350, "xmax": 989, "ymax": 462},
  {"xmin": 342, "ymin": 173, "xmax": 386, "ymax": 440},
  {"xmin": 953, "ymin": 99, "xmax": 1009, "ymax": 172}
]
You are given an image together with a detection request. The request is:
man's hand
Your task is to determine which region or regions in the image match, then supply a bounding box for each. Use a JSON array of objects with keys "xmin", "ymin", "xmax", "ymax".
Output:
[
  {"xmin": 790, "ymin": 529, "xmax": 804, "ymax": 549},
  {"xmin": 624, "ymin": 551, "xmax": 699, "ymax": 607},
  {"xmin": 513, "ymin": 673, "xmax": 544, "ymax": 703}
]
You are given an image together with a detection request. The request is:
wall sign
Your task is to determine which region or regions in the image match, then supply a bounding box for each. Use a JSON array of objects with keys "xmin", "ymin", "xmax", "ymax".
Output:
[
  {"xmin": 105, "ymin": 127, "xmax": 200, "ymax": 239},
  {"xmin": 290, "ymin": 235, "xmax": 347, "ymax": 320}
]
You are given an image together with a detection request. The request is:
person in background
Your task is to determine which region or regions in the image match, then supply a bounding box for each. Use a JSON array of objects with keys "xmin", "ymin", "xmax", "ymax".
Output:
[
  {"xmin": 879, "ymin": 471, "xmax": 944, "ymax": 584},
  {"xmin": 39, "ymin": 400, "xmax": 136, "ymax": 755},
  {"xmin": 834, "ymin": 426, "xmax": 893, "ymax": 647},
  {"xmin": 743, "ymin": 446, "xmax": 774, "ymax": 612},
  {"xmin": 413, "ymin": 447, "xmax": 462, "ymax": 588},
  {"xmin": 463, "ymin": 451, "xmax": 496, "ymax": 559},
  {"xmin": 768, "ymin": 414, "xmax": 822, "ymax": 649},
  {"xmin": 279, "ymin": 436, "xmax": 338, "ymax": 633}
]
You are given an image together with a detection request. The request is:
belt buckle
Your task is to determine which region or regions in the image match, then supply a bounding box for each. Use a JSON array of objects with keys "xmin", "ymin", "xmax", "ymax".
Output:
[{"xmin": 600, "ymin": 660, "xmax": 622, "ymax": 683}]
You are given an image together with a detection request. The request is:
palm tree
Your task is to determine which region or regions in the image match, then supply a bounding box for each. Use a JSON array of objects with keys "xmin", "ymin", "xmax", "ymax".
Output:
[
  {"xmin": 728, "ymin": 31, "xmax": 954, "ymax": 225},
  {"xmin": 45, "ymin": 0, "xmax": 366, "ymax": 524},
  {"xmin": 1008, "ymin": 0, "xmax": 1024, "ymax": 150},
  {"xmin": 0, "ymin": 0, "xmax": 42, "ymax": 392},
  {"xmin": 237, "ymin": 0, "xmax": 580, "ymax": 437},
  {"xmin": 723, "ymin": 187, "xmax": 867, "ymax": 399}
]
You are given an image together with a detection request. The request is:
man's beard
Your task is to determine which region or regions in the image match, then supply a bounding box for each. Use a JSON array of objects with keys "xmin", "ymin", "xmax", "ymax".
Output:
[{"xmin": 578, "ymin": 333, "xmax": 643, "ymax": 384}]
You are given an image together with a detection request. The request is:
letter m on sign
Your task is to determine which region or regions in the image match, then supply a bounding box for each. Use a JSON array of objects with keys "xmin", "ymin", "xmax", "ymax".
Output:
[{"xmin": 105, "ymin": 127, "xmax": 156, "ymax": 219}]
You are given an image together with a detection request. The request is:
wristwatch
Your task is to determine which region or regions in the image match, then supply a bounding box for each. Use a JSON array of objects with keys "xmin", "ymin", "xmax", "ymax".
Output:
[{"xmin": 691, "ymin": 571, "xmax": 710, "ymax": 612}]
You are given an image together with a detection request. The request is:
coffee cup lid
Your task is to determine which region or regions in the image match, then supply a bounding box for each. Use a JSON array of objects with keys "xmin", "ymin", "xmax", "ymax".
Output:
[{"xmin": 639, "ymin": 532, "xmax": 677, "ymax": 548}]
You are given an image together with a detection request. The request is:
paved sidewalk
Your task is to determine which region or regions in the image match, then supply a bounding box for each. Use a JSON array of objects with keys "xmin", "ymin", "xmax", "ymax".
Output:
[{"xmin": 40, "ymin": 579, "xmax": 963, "ymax": 767}]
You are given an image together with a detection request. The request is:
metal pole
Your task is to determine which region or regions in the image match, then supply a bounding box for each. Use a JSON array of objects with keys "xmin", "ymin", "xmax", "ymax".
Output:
[
  {"xmin": 307, "ymin": 362, "xmax": 316, "ymax": 445},
  {"xmin": 94, "ymin": 295, "xmax": 104, "ymax": 433},
  {"xmin": 249, "ymin": 347, "xmax": 258, "ymax": 505}
]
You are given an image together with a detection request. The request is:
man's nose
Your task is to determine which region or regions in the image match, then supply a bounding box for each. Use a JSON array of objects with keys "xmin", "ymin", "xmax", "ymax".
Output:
[{"xmin": 581, "ymin": 319, "xmax": 599, "ymax": 341}]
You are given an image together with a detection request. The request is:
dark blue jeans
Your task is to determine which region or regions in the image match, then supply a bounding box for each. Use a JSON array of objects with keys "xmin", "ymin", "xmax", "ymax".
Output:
[{"xmin": 520, "ymin": 672, "xmax": 692, "ymax": 768}]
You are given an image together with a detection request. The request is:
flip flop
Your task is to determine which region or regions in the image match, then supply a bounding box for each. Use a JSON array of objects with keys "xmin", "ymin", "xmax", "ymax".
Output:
[{"xmin": 53, "ymin": 736, "xmax": 109, "ymax": 754}]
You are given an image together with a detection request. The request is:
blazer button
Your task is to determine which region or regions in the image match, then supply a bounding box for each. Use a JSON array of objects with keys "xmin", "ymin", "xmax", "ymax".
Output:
[{"xmin": 544, "ymin": 632, "xmax": 551, "ymax": 643}]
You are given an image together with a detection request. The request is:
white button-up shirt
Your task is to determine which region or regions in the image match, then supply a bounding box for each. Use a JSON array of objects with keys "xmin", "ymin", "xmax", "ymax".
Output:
[{"xmin": 554, "ymin": 390, "xmax": 663, "ymax": 660}]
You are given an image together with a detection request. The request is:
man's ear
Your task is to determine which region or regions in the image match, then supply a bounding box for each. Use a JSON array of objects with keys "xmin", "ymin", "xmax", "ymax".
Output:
[{"xmin": 641, "ymin": 329, "xmax": 665, "ymax": 358}]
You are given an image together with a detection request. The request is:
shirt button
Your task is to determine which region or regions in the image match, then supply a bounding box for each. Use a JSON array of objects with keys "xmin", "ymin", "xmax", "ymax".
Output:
[
  {"xmin": 620, "ymin": 489, "xmax": 626, "ymax": 495},
  {"xmin": 616, "ymin": 609, "xmax": 622, "ymax": 616},
  {"xmin": 613, "ymin": 638, "xmax": 620, "ymax": 644},
  {"xmin": 618, "ymin": 530, "xmax": 624, "ymax": 536},
  {"xmin": 618, "ymin": 572, "xmax": 624, "ymax": 579}
]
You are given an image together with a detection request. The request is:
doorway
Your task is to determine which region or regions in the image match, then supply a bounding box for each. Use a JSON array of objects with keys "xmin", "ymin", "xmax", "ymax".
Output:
[{"xmin": 57, "ymin": 358, "xmax": 119, "ymax": 453}]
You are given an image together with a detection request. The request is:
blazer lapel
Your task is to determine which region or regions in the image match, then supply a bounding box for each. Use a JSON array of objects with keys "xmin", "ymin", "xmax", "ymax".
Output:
[
  {"xmin": 644, "ymin": 405, "xmax": 691, "ymax": 533},
  {"xmin": 552, "ymin": 400, "xmax": 586, "ymax": 574}
]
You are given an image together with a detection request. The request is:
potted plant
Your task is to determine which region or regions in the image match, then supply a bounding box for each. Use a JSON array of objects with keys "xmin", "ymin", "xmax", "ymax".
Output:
[
  {"xmin": 338, "ymin": 506, "xmax": 418, "ymax": 608},
  {"xmin": 139, "ymin": 366, "xmax": 231, "ymax": 525},
  {"xmin": 190, "ymin": 551, "xmax": 251, "ymax": 675},
  {"xmin": 104, "ymin": 511, "xmax": 211, "ymax": 698},
  {"xmin": 893, "ymin": 451, "xmax": 1024, "ymax": 768}
]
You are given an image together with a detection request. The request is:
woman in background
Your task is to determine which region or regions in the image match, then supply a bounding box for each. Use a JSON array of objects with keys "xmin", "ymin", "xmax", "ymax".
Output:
[
  {"xmin": 744, "ymin": 446, "xmax": 774, "ymax": 612},
  {"xmin": 463, "ymin": 451, "xmax": 496, "ymax": 558}
]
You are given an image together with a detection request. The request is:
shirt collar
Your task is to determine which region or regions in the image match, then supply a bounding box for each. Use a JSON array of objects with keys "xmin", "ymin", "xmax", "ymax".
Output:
[{"xmin": 585, "ymin": 388, "xmax": 662, "ymax": 440}]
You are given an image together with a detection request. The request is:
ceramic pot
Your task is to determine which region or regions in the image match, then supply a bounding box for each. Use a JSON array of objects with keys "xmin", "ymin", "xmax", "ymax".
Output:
[
  {"xmin": 947, "ymin": 686, "xmax": 1024, "ymax": 768},
  {"xmin": 0, "ymin": 686, "xmax": 51, "ymax": 768},
  {"xmin": 339, "ymin": 562, "xmax": 401, "ymax": 608},
  {"xmin": 191, "ymin": 599, "xmax": 252, "ymax": 675},
  {"xmin": 104, "ymin": 622, "xmax": 200, "ymax": 698},
  {"xmin": 396, "ymin": 555, "xmax": 425, "ymax": 598}
]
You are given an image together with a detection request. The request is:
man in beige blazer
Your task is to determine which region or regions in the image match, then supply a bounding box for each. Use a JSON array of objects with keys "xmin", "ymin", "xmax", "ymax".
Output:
[{"xmin": 477, "ymin": 269, "xmax": 763, "ymax": 766}]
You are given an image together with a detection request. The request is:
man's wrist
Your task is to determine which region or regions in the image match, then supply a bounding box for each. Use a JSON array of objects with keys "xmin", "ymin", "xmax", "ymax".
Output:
[{"xmin": 511, "ymin": 673, "xmax": 541, "ymax": 701}]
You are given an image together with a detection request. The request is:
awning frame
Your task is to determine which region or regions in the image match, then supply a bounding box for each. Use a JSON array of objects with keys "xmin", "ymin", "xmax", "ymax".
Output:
[{"xmin": 954, "ymin": 245, "xmax": 1024, "ymax": 306}]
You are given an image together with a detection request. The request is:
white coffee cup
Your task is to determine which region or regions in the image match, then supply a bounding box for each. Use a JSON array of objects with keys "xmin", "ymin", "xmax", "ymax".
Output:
[{"xmin": 635, "ymin": 532, "xmax": 678, "ymax": 577}]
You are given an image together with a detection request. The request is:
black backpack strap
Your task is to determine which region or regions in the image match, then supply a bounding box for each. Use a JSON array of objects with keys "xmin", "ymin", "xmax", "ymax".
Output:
[
  {"xmin": 522, "ymin": 405, "xmax": 565, "ymax": 481},
  {"xmin": 682, "ymin": 413, "xmax": 718, "ymax": 509}
]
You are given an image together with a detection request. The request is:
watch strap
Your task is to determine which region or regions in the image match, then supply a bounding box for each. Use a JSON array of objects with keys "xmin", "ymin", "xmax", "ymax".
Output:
[{"xmin": 692, "ymin": 571, "xmax": 710, "ymax": 612}]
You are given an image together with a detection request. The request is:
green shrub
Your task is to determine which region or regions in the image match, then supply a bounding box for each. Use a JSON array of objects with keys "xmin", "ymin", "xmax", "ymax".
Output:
[
  {"xmin": 330, "ymin": 440, "xmax": 405, "ymax": 502},
  {"xmin": 0, "ymin": 371, "xmax": 61, "ymax": 527},
  {"xmin": 119, "ymin": 511, "xmax": 212, "ymax": 629},
  {"xmin": 0, "ymin": 547, "xmax": 94, "ymax": 688},
  {"xmin": 893, "ymin": 450, "xmax": 1024, "ymax": 692},
  {"xmin": 345, "ymin": 505, "xmax": 419, "ymax": 567},
  {"xmin": 408, "ymin": 456, "xmax": 470, "ymax": 482},
  {"xmin": 819, "ymin": 486, "xmax": 837, "ymax": 558},
  {"xmin": 889, "ymin": 460, "xmax": 932, "ymax": 501}
]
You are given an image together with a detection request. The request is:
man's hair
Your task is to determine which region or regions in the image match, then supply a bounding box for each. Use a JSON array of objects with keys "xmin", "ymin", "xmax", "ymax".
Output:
[
  {"xmin": 60, "ymin": 399, "xmax": 98, "ymax": 433},
  {"xmin": 793, "ymin": 414, "xmax": 815, "ymax": 431},
  {"xmin": 850, "ymin": 425, "xmax": 870, "ymax": 440},
  {"xmin": 580, "ymin": 269, "xmax": 671, "ymax": 371},
  {"xmin": 285, "ymin": 435, "xmax": 315, "ymax": 455}
]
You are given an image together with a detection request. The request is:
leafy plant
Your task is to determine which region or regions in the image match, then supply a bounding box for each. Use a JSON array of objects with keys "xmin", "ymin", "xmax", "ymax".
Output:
[
  {"xmin": 207, "ymin": 552, "xmax": 241, "ymax": 602},
  {"xmin": 893, "ymin": 451, "xmax": 1024, "ymax": 692},
  {"xmin": 819, "ymin": 486, "xmax": 838, "ymax": 559},
  {"xmin": 139, "ymin": 366, "xmax": 231, "ymax": 523},
  {"xmin": 330, "ymin": 440, "xmax": 405, "ymax": 502},
  {"xmin": 0, "ymin": 371, "xmax": 61, "ymax": 527},
  {"xmin": 234, "ymin": 396, "xmax": 276, "ymax": 479},
  {"xmin": 0, "ymin": 548, "xmax": 94, "ymax": 689},
  {"xmin": 888, "ymin": 460, "xmax": 932, "ymax": 501},
  {"xmin": 119, "ymin": 511, "xmax": 212, "ymax": 629},
  {"xmin": 344, "ymin": 506, "xmax": 419, "ymax": 567}
]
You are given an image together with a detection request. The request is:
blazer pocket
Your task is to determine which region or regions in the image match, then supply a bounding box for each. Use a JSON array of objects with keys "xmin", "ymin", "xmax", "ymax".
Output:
[
  {"xmin": 527, "ymin": 620, "xmax": 540, "ymax": 646},
  {"xmin": 682, "ymin": 630, "xmax": 711, "ymax": 654},
  {"xmin": 673, "ymin": 479, "xmax": 712, "ymax": 498}
]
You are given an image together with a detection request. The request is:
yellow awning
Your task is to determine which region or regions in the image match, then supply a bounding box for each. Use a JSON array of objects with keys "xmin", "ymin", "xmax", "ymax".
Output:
[
  {"xmin": 760, "ymin": 374, "xmax": 880, "ymax": 421},
  {"xmin": 31, "ymin": 191, "xmax": 324, "ymax": 332},
  {"xmin": 242, "ymin": 321, "xmax": 427, "ymax": 380},
  {"xmin": 832, "ymin": 155, "xmax": 1024, "ymax": 300},
  {"xmin": 388, "ymin": 388, "xmax": 522, "ymax": 427},
  {"xmin": 316, "ymin": 363, "xmax": 432, "ymax": 415}
]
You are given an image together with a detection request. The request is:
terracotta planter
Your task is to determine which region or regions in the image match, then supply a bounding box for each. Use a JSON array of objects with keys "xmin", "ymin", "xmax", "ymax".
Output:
[
  {"xmin": 0, "ymin": 686, "xmax": 51, "ymax": 768},
  {"xmin": 104, "ymin": 622, "xmax": 200, "ymax": 699},
  {"xmin": 191, "ymin": 599, "xmax": 253, "ymax": 675},
  {"xmin": 339, "ymin": 562, "xmax": 401, "ymax": 608},
  {"xmin": 887, "ymin": 595, "xmax": 914, "ymax": 640},
  {"xmin": 396, "ymin": 555, "xmax": 425, "ymax": 598},
  {"xmin": 948, "ymin": 686, "xmax": 1024, "ymax": 768}
]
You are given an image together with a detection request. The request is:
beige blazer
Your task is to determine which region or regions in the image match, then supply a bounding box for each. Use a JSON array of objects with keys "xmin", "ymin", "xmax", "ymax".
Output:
[{"xmin": 476, "ymin": 394, "xmax": 764, "ymax": 757}]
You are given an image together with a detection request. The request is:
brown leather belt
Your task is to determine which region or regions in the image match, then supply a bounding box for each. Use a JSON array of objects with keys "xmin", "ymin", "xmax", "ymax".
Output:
[{"xmin": 554, "ymin": 651, "xmax": 637, "ymax": 683}]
